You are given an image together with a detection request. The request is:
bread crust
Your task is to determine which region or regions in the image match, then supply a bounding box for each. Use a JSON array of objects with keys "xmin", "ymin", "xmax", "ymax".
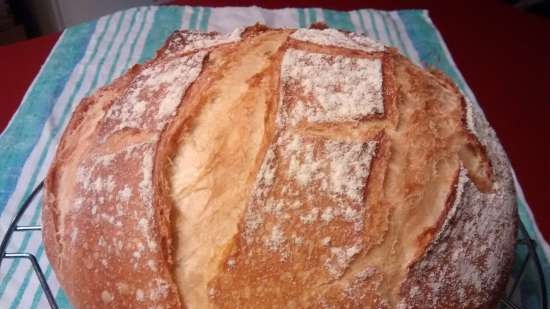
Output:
[{"xmin": 43, "ymin": 25, "xmax": 517, "ymax": 309}]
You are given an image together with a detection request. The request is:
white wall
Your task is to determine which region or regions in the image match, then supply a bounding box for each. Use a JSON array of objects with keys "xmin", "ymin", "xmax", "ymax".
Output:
[
  {"xmin": 27, "ymin": 0, "xmax": 155, "ymax": 34},
  {"xmin": 55, "ymin": 0, "xmax": 154, "ymax": 28}
]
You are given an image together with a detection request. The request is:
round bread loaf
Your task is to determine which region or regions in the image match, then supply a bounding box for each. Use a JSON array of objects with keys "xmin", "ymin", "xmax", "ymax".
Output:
[{"xmin": 43, "ymin": 24, "xmax": 517, "ymax": 309}]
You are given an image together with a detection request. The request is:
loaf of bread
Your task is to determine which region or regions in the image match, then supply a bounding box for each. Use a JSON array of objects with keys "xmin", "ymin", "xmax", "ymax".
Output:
[{"xmin": 43, "ymin": 24, "xmax": 517, "ymax": 309}]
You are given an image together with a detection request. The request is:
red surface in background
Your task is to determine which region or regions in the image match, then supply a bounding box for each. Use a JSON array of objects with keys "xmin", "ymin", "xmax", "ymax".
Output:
[
  {"xmin": 0, "ymin": 33, "xmax": 59, "ymax": 128},
  {"xmin": 0, "ymin": 1, "xmax": 548, "ymax": 239}
]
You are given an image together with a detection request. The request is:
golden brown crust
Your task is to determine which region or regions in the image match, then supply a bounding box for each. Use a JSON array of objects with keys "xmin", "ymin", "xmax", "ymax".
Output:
[
  {"xmin": 42, "ymin": 35, "xmax": 215, "ymax": 308},
  {"xmin": 43, "ymin": 25, "xmax": 517, "ymax": 309},
  {"xmin": 43, "ymin": 68, "xmax": 138, "ymax": 257}
]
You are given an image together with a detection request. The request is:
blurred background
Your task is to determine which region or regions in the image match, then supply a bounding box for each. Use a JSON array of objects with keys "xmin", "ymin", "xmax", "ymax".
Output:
[
  {"xmin": 0, "ymin": 0, "xmax": 548, "ymax": 45},
  {"xmin": 0, "ymin": 0, "xmax": 165, "ymax": 44}
]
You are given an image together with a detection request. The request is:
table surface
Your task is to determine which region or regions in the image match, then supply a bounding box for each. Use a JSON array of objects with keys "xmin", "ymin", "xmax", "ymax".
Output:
[{"xmin": 1, "ymin": 0, "xmax": 548, "ymax": 239}]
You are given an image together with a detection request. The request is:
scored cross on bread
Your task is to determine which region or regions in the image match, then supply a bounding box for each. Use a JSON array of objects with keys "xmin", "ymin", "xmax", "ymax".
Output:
[
  {"xmin": 205, "ymin": 29, "xmax": 494, "ymax": 308},
  {"xmin": 43, "ymin": 25, "xmax": 516, "ymax": 309}
]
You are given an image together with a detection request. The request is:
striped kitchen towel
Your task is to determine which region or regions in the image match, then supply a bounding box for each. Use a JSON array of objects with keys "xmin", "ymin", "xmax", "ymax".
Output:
[{"xmin": 0, "ymin": 6, "xmax": 547, "ymax": 308}]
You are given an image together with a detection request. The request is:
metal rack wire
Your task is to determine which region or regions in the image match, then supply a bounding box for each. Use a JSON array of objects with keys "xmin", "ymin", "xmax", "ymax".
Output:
[{"xmin": 0, "ymin": 180, "xmax": 547, "ymax": 309}]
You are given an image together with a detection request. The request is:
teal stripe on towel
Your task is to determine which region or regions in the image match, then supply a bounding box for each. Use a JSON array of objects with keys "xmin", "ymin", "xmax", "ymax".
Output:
[
  {"xmin": 0, "ymin": 14, "xmax": 118, "ymax": 302},
  {"xmin": 397, "ymin": 10, "xmax": 461, "ymax": 84},
  {"xmin": 0, "ymin": 21, "xmax": 96, "ymax": 214},
  {"xmin": 188, "ymin": 6, "xmax": 200, "ymax": 30},
  {"xmin": 298, "ymin": 8, "xmax": 306, "ymax": 27},
  {"xmin": 106, "ymin": 8, "xmax": 140, "ymax": 81},
  {"xmin": 29, "ymin": 262, "xmax": 52, "ymax": 308},
  {"xmin": 22, "ymin": 8, "xmax": 151, "ymax": 308},
  {"xmin": 139, "ymin": 7, "xmax": 183, "ymax": 63},
  {"xmin": 199, "ymin": 7, "xmax": 211, "ymax": 31},
  {"xmin": 356, "ymin": 10, "xmax": 369, "ymax": 35},
  {"xmin": 0, "ymin": 18, "xmax": 112, "ymax": 299},
  {"xmin": 22, "ymin": 9, "xmax": 156, "ymax": 307},
  {"xmin": 517, "ymin": 198, "xmax": 550, "ymax": 297},
  {"xmin": 122, "ymin": 8, "xmax": 148, "ymax": 70},
  {"xmin": 55, "ymin": 290, "xmax": 72, "ymax": 309},
  {"xmin": 88, "ymin": 11, "xmax": 125, "ymax": 92},
  {"xmin": 322, "ymin": 9, "xmax": 354, "ymax": 31},
  {"xmin": 307, "ymin": 8, "xmax": 317, "ymax": 24},
  {"xmin": 366, "ymin": 10, "xmax": 381, "ymax": 41},
  {"xmin": 382, "ymin": 11, "xmax": 408, "ymax": 57},
  {"xmin": 9, "ymin": 245, "xmax": 45, "ymax": 309}
]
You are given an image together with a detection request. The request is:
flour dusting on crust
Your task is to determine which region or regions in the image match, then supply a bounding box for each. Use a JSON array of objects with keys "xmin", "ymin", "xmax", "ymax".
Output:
[
  {"xmin": 279, "ymin": 49, "xmax": 383, "ymax": 125},
  {"xmin": 44, "ymin": 25, "xmax": 516, "ymax": 309},
  {"xmin": 398, "ymin": 99, "xmax": 517, "ymax": 308},
  {"xmin": 291, "ymin": 28, "xmax": 384, "ymax": 52},
  {"xmin": 100, "ymin": 51, "xmax": 207, "ymax": 138},
  {"xmin": 241, "ymin": 129, "xmax": 377, "ymax": 278},
  {"xmin": 163, "ymin": 28, "xmax": 243, "ymax": 55}
]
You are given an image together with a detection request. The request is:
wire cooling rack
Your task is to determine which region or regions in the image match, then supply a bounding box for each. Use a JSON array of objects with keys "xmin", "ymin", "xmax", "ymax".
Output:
[{"xmin": 0, "ymin": 180, "xmax": 547, "ymax": 309}]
